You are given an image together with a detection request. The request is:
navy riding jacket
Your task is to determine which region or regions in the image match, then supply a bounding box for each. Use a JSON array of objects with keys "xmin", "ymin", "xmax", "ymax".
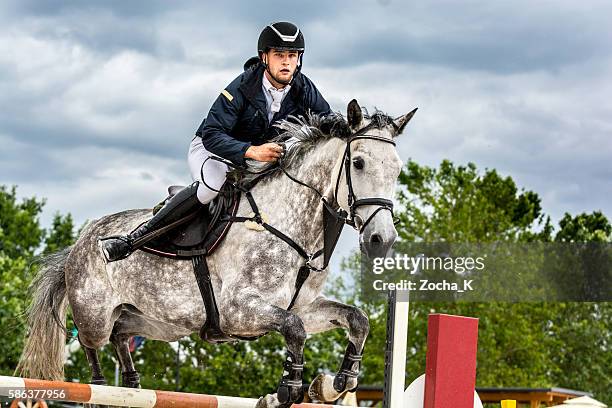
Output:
[{"xmin": 195, "ymin": 63, "xmax": 331, "ymax": 165}]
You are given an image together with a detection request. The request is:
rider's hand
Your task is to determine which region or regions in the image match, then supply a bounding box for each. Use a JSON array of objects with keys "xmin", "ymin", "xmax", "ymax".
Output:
[{"xmin": 244, "ymin": 143, "xmax": 284, "ymax": 162}]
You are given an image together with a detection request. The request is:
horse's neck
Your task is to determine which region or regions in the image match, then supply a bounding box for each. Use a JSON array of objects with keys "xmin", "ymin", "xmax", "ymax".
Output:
[{"xmin": 251, "ymin": 138, "xmax": 343, "ymax": 254}]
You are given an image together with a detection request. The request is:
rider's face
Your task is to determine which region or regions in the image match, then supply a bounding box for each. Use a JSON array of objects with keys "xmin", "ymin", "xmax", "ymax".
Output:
[{"xmin": 263, "ymin": 49, "xmax": 299, "ymax": 87}]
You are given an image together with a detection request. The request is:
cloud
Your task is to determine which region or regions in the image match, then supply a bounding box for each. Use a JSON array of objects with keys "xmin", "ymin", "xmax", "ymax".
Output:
[
  {"xmin": 306, "ymin": 1, "xmax": 612, "ymax": 72},
  {"xmin": 1, "ymin": 0, "xmax": 611, "ymax": 274},
  {"xmin": 4, "ymin": 0, "xmax": 175, "ymax": 19}
]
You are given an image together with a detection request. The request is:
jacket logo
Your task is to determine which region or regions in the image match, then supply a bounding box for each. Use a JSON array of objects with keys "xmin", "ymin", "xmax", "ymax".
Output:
[{"xmin": 221, "ymin": 89, "xmax": 234, "ymax": 102}]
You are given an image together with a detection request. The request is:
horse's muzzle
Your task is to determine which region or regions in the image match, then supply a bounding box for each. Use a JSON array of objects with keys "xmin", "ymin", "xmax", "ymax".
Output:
[{"xmin": 360, "ymin": 229, "xmax": 396, "ymax": 259}]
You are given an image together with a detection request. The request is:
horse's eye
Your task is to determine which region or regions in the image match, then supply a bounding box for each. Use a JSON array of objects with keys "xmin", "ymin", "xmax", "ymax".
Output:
[{"xmin": 353, "ymin": 157, "xmax": 364, "ymax": 170}]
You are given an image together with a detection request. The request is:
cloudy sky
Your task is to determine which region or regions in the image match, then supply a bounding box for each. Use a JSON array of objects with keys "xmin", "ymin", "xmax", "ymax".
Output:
[{"xmin": 1, "ymin": 0, "xmax": 611, "ymax": 271}]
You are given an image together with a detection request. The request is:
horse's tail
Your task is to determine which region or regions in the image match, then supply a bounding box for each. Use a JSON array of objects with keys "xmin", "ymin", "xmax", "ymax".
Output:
[{"xmin": 15, "ymin": 246, "xmax": 72, "ymax": 381}]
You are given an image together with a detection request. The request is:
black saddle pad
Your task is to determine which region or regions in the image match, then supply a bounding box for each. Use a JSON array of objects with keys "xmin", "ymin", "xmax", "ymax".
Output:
[{"xmin": 140, "ymin": 182, "xmax": 241, "ymax": 259}]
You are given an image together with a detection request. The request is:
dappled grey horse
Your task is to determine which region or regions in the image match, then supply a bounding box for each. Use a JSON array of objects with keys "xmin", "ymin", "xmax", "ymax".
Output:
[{"xmin": 17, "ymin": 100, "xmax": 415, "ymax": 408}]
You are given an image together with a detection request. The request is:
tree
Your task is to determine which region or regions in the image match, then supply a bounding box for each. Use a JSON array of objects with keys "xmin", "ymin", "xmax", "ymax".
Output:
[
  {"xmin": 3, "ymin": 171, "xmax": 610, "ymax": 404},
  {"xmin": 0, "ymin": 186, "xmax": 45, "ymax": 259},
  {"xmin": 344, "ymin": 160, "xmax": 611, "ymax": 404},
  {"xmin": 0, "ymin": 185, "xmax": 76, "ymax": 375},
  {"xmin": 43, "ymin": 213, "xmax": 76, "ymax": 254},
  {"xmin": 396, "ymin": 159, "xmax": 551, "ymax": 242},
  {"xmin": 555, "ymin": 211, "xmax": 611, "ymax": 243},
  {"xmin": 0, "ymin": 255, "xmax": 31, "ymax": 372},
  {"xmin": 548, "ymin": 212, "xmax": 612, "ymax": 400}
]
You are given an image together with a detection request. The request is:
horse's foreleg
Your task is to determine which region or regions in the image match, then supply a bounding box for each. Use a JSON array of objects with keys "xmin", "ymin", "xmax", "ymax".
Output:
[
  {"xmin": 296, "ymin": 296, "xmax": 370, "ymax": 403},
  {"xmin": 220, "ymin": 294, "xmax": 306, "ymax": 408},
  {"xmin": 110, "ymin": 332, "xmax": 140, "ymax": 388}
]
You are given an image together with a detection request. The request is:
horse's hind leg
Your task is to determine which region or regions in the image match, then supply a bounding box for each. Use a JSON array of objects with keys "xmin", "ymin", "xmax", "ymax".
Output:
[
  {"xmin": 296, "ymin": 296, "xmax": 370, "ymax": 403},
  {"xmin": 80, "ymin": 337, "xmax": 107, "ymax": 385},
  {"xmin": 220, "ymin": 294, "xmax": 306, "ymax": 408},
  {"xmin": 72, "ymin": 300, "xmax": 121, "ymax": 387},
  {"xmin": 81, "ymin": 344, "xmax": 107, "ymax": 408},
  {"xmin": 110, "ymin": 332, "xmax": 140, "ymax": 388}
]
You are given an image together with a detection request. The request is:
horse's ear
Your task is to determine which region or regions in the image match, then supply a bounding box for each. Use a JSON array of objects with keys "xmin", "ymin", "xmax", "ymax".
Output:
[
  {"xmin": 393, "ymin": 107, "xmax": 418, "ymax": 137},
  {"xmin": 347, "ymin": 99, "xmax": 363, "ymax": 130}
]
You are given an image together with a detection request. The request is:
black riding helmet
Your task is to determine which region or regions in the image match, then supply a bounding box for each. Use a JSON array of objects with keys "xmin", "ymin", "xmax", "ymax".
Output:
[
  {"xmin": 257, "ymin": 22, "xmax": 305, "ymax": 83},
  {"xmin": 257, "ymin": 21, "xmax": 305, "ymax": 54}
]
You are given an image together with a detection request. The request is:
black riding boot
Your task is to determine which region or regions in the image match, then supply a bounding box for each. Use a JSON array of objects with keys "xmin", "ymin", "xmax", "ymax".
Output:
[{"xmin": 100, "ymin": 183, "xmax": 203, "ymax": 262}]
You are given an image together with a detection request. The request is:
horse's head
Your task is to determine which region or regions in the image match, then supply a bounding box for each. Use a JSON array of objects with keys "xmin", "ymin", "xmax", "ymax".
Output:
[{"xmin": 334, "ymin": 99, "xmax": 417, "ymax": 259}]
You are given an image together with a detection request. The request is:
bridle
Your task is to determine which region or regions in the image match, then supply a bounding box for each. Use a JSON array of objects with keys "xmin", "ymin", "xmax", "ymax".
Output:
[
  {"xmin": 203, "ymin": 123, "xmax": 398, "ymax": 274},
  {"xmin": 279, "ymin": 125, "xmax": 398, "ymax": 233},
  {"xmin": 200, "ymin": 125, "xmax": 399, "ymax": 311},
  {"xmin": 333, "ymin": 132, "xmax": 396, "ymax": 232}
]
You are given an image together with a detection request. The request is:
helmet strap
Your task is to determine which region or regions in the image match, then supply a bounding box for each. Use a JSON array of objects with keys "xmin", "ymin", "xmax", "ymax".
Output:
[{"xmin": 289, "ymin": 52, "xmax": 303, "ymax": 85}]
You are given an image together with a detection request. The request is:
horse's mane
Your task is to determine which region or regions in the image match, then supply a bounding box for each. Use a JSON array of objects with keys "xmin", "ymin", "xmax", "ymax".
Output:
[
  {"xmin": 231, "ymin": 109, "xmax": 393, "ymax": 184},
  {"xmin": 361, "ymin": 107, "xmax": 395, "ymax": 129}
]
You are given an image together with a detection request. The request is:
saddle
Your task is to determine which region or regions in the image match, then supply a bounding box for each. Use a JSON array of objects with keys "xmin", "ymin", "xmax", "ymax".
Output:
[{"xmin": 140, "ymin": 183, "xmax": 240, "ymax": 259}]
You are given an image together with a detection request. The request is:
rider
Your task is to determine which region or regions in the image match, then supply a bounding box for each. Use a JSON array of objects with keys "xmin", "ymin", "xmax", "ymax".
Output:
[{"xmin": 101, "ymin": 21, "xmax": 333, "ymax": 262}]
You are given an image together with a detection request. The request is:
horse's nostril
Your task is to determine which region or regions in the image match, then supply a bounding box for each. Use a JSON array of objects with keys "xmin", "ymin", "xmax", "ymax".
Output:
[{"xmin": 371, "ymin": 233, "xmax": 383, "ymax": 245}]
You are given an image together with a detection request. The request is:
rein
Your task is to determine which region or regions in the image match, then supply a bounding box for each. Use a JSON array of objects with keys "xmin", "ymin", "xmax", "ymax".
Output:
[{"xmin": 215, "ymin": 129, "xmax": 397, "ymax": 310}]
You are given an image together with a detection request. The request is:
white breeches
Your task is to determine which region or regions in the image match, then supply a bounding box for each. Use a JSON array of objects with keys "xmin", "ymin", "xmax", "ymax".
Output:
[{"xmin": 187, "ymin": 137, "xmax": 229, "ymax": 204}]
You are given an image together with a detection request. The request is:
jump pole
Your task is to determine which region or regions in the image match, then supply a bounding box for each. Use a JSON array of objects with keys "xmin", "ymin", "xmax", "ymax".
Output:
[
  {"xmin": 382, "ymin": 288, "xmax": 482, "ymax": 408},
  {"xmin": 382, "ymin": 289, "xmax": 410, "ymax": 408},
  {"xmin": 423, "ymin": 313, "xmax": 479, "ymax": 408},
  {"xmin": 402, "ymin": 312, "xmax": 481, "ymax": 408},
  {"xmin": 3, "ymin": 292, "xmax": 478, "ymax": 408},
  {"xmin": 0, "ymin": 376, "xmax": 345, "ymax": 408}
]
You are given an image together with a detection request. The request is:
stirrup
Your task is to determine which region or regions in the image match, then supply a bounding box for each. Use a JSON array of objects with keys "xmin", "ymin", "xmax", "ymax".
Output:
[{"xmin": 98, "ymin": 235, "xmax": 134, "ymax": 263}]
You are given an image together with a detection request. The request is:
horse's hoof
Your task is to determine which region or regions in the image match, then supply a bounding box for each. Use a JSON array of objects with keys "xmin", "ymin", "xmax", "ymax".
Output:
[
  {"xmin": 308, "ymin": 373, "xmax": 334, "ymax": 402},
  {"xmin": 255, "ymin": 393, "xmax": 293, "ymax": 408},
  {"xmin": 255, "ymin": 394, "xmax": 278, "ymax": 408},
  {"xmin": 90, "ymin": 377, "xmax": 106, "ymax": 386},
  {"xmin": 255, "ymin": 396, "xmax": 269, "ymax": 408},
  {"xmin": 308, "ymin": 373, "xmax": 354, "ymax": 402},
  {"xmin": 122, "ymin": 370, "xmax": 141, "ymax": 388}
]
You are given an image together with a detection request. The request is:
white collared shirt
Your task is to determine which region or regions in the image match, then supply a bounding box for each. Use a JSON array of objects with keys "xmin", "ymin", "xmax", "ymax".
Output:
[{"xmin": 262, "ymin": 73, "xmax": 291, "ymax": 122}]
